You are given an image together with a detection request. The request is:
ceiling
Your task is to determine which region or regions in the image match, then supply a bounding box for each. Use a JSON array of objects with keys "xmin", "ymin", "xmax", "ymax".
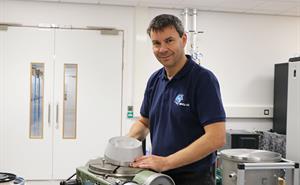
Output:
[{"xmin": 16, "ymin": 0, "xmax": 300, "ymax": 17}]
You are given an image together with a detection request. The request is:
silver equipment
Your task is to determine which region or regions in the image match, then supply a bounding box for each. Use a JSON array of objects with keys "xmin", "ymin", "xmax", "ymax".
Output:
[
  {"xmin": 76, "ymin": 136, "xmax": 175, "ymax": 185},
  {"xmin": 220, "ymin": 149, "xmax": 299, "ymax": 185},
  {"xmin": 104, "ymin": 136, "xmax": 143, "ymax": 166},
  {"xmin": 0, "ymin": 173, "xmax": 24, "ymax": 185}
]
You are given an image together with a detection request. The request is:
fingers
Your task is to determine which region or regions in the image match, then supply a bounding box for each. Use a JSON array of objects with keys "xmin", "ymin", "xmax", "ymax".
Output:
[
  {"xmin": 133, "ymin": 155, "xmax": 149, "ymax": 162},
  {"xmin": 134, "ymin": 163, "xmax": 151, "ymax": 169},
  {"xmin": 131, "ymin": 156, "xmax": 148, "ymax": 166},
  {"xmin": 130, "ymin": 155, "xmax": 151, "ymax": 168},
  {"xmin": 130, "ymin": 161, "xmax": 148, "ymax": 168},
  {"xmin": 129, "ymin": 155, "xmax": 163, "ymax": 172}
]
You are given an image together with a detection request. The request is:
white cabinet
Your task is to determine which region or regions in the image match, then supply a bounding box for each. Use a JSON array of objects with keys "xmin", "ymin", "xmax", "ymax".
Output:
[
  {"xmin": 286, "ymin": 62, "xmax": 300, "ymax": 165},
  {"xmin": 0, "ymin": 26, "xmax": 123, "ymax": 179},
  {"xmin": 274, "ymin": 61, "xmax": 300, "ymax": 178}
]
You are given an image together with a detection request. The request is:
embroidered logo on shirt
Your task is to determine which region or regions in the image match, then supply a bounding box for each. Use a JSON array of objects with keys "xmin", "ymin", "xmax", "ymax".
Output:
[{"xmin": 174, "ymin": 94, "xmax": 190, "ymax": 107}]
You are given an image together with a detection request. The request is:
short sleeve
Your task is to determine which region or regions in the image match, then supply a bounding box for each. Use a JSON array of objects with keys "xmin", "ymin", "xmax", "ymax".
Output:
[
  {"xmin": 196, "ymin": 71, "xmax": 226, "ymax": 126},
  {"xmin": 139, "ymin": 69, "xmax": 162, "ymax": 118},
  {"xmin": 140, "ymin": 83, "xmax": 150, "ymax": 118}
]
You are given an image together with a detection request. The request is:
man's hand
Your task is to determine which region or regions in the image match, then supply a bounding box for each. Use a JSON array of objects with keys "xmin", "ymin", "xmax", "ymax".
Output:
[
  {"xmin": 129, "ymin": 122, "xmax": 225, "ymax": 173},
  {"xmin": 130, "ymin": 155, "xmax": 170, "ymax": 172},
  {"xmin": 127, "ymin": 116, "xmax": 150, "ymax": 141}
]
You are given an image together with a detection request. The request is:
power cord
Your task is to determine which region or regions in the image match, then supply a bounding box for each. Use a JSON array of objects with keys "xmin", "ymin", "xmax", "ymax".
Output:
[
  {"xmin": 60, "ymin": 173, "xmax": 80, "ymax": 185},
  {"xmin": 0, "ymin": 172, "xmax": 16, "ymax": 183}
]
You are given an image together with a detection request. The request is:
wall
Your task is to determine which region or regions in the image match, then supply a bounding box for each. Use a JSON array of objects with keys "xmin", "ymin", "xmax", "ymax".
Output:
[
  {"xmin": 0, "ymin": 0, "xmax": 4, "ymax": 170},
  {"xmin": 197, "ymin": 11, "xmax": 299, "ymax": 130},
  {"xmin": 0, "ymin": 0, "xmax": 135, "ymax": 136},
  {"xmin": 1, "ymin": 0, "xmax": 300, "ymax": 135},
  {"xmin": 132, "ymin": 7, "xmax": 300, "ymax": 132}
]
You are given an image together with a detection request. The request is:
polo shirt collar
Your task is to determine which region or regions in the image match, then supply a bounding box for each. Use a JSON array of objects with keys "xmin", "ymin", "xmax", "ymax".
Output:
[{"xmin": 160, "ymin": 55, "xmax": 194, "ymax": 81}]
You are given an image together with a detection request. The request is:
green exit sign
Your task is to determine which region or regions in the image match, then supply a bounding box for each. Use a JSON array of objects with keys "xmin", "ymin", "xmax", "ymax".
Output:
[{"xmin": 127, "ymin": 106, "xmax": 134, "ymax": 118}]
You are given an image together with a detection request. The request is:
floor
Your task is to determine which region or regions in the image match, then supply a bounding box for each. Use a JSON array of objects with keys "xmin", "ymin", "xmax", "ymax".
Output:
[{"xmin": 25, "ymin": 181, "xmax": 61, "ymax": 185}]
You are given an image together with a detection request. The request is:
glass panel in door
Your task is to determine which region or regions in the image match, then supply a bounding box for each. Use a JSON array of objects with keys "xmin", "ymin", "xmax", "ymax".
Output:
[
  {"xmin": 63, "ymin": 64, "xmax": 78, "ymax": 139},
  {"xmin": 30, "ymin": 63, "xmax": 44, "ymax": 138}
]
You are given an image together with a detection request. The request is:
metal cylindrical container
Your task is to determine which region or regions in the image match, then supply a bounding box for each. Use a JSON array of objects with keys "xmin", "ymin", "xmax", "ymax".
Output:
[
  {"xmin": 220, "ymin": 149, "xmax": 282, "ymax": 185},
  {"xmin": 132, "ymin": 170, "xmax": 175, "ymax": 185}
]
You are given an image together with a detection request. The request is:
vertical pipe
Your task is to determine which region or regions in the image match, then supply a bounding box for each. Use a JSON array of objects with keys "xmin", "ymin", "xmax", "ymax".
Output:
[
  {"xmin": 183, "ymin": 8, "xmax": 189, "ymax": 32},
  {"xmin": 192, "ymin": 9, "xmax": 197, "ymax": 54},
  {"xmin": 192, "ymin": 9, "xmax": 197, "ymax": 32},
  {"xmin": 182, "ymin": 8, "xmax": 190, "ymax": 54}
]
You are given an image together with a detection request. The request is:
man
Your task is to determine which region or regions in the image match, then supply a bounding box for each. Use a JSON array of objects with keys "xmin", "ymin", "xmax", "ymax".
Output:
[{"xmin": 127, "ymin": 14, "xmax": 226, "ymax": 185}]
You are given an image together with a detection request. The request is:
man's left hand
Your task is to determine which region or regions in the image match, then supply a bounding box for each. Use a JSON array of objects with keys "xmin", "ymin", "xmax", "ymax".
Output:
[{"xmin": 130, "ymin": 155, "xmax": 169, "ymax": 172}]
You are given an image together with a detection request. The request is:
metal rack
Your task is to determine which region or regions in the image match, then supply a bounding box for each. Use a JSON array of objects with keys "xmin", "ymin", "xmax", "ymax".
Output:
[{"xmin": 236, "ymin": 159, "xmax": 299, "ymax": 185}]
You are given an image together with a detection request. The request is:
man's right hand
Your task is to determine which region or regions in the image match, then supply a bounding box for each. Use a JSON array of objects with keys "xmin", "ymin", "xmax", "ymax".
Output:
[{"xmin": 127, "ymin": 116, "xmax": 150, "ymax": 141}]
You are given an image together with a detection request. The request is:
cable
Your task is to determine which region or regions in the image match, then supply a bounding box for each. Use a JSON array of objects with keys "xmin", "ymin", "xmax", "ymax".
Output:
[
  {"xmin": 66, "ymin": 173, "xmax": 76, "ymax": 181},
  {"xmin": 0, "ymin": 172, "xmax": 16, "ymax": 183},
  {"xmin": 60, "ymin": 173, "xmax": 79, "ymax": 185}
]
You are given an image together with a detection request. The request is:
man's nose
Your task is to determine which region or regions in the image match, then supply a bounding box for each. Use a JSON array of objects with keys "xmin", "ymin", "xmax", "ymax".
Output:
[{"xmin": 158, "ymin": 44, "xmax": 168, "ymax": 53}]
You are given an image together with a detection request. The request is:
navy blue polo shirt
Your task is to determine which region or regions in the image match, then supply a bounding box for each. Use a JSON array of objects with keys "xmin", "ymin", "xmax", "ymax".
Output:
[{"xmin": 140, "ymin": 55, "xmax": 226, "ymax": 174}]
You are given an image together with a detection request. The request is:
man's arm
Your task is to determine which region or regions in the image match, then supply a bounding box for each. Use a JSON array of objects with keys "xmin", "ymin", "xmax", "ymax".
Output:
[
  {"xmin": 127, "ymin": 116, "xmax": 150, "ymax": 141},
  {"xmin": 131, "ymin": 121, "xmax": 225, "ymax": 172}
]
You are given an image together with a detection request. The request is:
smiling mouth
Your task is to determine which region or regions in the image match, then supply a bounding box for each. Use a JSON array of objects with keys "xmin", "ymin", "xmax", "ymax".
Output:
[{"xmin": 159, "ymin": 55, "xmax": 172, "ymax": 59}]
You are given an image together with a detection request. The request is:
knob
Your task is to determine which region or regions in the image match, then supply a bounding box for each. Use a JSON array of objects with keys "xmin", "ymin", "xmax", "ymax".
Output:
[{"xmin": 229, "ymin": 172, "xmax": 237, "ymax": 180}]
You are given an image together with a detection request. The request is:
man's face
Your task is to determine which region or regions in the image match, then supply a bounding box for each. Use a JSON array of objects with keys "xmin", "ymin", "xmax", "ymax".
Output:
[{"xmin": 150, "ymin": 26, "xmax": 187, "ymax": 68}]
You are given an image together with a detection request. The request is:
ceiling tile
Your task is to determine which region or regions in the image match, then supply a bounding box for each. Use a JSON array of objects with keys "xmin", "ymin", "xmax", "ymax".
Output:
[
  {"xmin": 260, "ymin": 0, "xmax": 300, "ymax": 2},
  {"xmin": 11, "ymin": 0, "xmax": 300, "ymax": 16},
  {"xmin": 251, "ymin": 1, "xmax": 296, "ymax": 12},
  {"xmin": 99, "ymin": 0, "xmax": 139, "ymax": 6},
  {"xmin": 138, "ymin": 0, "xmax": 183, "ymax": 8},
  {"xmin": 61, "ymin": 0, "xmax": 98, "ymax": 3},
  {"xmin": 279, "ymin": 5, "xmax": 300, "ymax": 16},
  {"xmin": 213, "ymin": 0, "xmax": 265, "ymax": 10},
  {"xmin": 179, "ymin": 0, "xmax": 225, "ymax": 8}
]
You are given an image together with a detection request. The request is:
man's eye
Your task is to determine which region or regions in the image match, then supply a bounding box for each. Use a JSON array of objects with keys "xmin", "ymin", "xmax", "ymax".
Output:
[{"xmin": 166, "ymin": 39, "xmax": 173, "ymax": 44}]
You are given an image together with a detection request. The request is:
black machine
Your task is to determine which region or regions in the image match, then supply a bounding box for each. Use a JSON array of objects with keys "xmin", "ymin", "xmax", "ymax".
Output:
[
  {"xmin": 273, "ymin": 58, "xmax": 300, "ymax": 134},
  {"xmin": 222, "ymin": 130, "xmax": 260, "ymax": 150}
]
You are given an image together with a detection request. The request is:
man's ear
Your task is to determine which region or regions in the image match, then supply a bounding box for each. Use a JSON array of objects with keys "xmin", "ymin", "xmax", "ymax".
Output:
[{"xmin": 182, "ymin": 32, "xmax": 187, "ymax": 47}]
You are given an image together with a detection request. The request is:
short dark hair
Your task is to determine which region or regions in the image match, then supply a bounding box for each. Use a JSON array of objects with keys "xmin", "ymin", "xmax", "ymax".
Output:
[{"xmin": 147, "ymin": 14, "xmax": 185, "ymax": 37}]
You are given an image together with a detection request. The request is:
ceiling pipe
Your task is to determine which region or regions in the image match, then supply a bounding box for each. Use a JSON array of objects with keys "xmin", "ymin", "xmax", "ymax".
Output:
[
  {"xmin": 182, "ymin": 8, "xmax": 198, "ymax": 32},
  {"xmin": 182, "ymin": 8, "xmax": 203, "ymax": 64},
  {"xmin": 183, "ymin": 8, "xmax": 190, "ymax": 32},
  {"xmin": 192, "ymin": 8, "xmax": 197, "ymax": 32}
]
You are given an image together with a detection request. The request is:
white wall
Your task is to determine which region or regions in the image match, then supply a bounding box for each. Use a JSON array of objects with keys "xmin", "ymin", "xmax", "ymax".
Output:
[
  {"xmin": 132, "ymin": 7, "xmax": 300, "ymax": 132},
  {"xmin": 1, "ymin": 1, "xmax": 300, "ymax": 135},
  {"xmin": 0, "ymin": 0, "xmax": 5, "ymax": 170},
  {"xmin": 198, "ymin": 12, "xmax": 299, "ymax": 106},
  {"xmin": 197, "ymin": 11, "xmax": 299, "ymax": 130},
  {"xmin": 0, "ymin": 0, "xmax": 135, "ymax": 135}
]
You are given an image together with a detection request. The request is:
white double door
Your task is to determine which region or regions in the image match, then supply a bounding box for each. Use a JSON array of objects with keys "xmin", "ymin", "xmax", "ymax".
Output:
[{"xmin": 0, "ymin": 26, "xmax": 123, "ymax": 179}]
